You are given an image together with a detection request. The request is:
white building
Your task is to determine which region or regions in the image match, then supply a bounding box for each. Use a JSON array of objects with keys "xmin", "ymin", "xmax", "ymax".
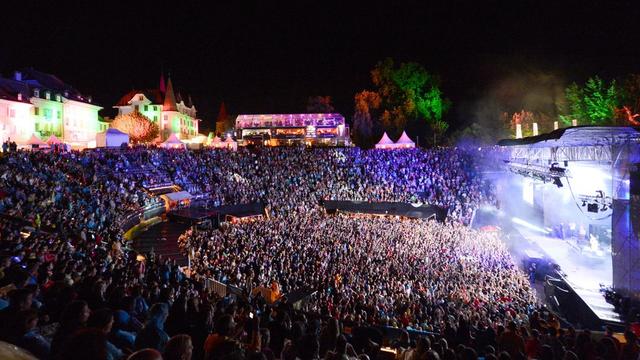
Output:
[{"xmin": 0, "ymin": 69, "xmax": 105, "ymax": 148}]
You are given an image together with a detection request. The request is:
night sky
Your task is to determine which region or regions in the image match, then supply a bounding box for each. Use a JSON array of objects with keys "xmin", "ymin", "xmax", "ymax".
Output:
[{"xmin": 3, "ymin": 1, "xmax": 640, "ymax": 132}]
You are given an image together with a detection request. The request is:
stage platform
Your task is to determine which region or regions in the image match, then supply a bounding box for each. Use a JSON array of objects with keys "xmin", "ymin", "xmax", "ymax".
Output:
[{"xmin": 516, "ymin": 227, "xmax": 622, "ymax": 324}]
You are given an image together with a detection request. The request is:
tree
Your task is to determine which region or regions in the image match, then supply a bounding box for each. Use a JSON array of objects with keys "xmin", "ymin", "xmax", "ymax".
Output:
[
  {"xmin": 365, "ymin": 58, "xmax": 449, "ymax": 142},
  {"xmin": 559, "ymin": 76, "xmax": 619, "ymax": 126},
  {"xmin": 352, "ymin": 90, "xmax": 381, "ymax": 147},
  {"xmin": 111, "ymin": 111, "xmax": 159, "ymax": 144},
  {"xmin": 215, "ymin": 102, "xmax": 234, "ymax": 135},
  {"xmin": 306, "ymin": 96, "xmax": 334, "ymax": 113},
  {"xmin": 615, "ymin": 74, "xmax": 640, "ymax": 126}
]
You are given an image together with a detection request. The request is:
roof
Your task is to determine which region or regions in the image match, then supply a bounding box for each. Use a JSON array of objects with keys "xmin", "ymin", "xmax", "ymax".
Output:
[
  {"xmin": 396, "ymin": 131, "xmax": 415, "ymax": 144},
  {"xmin": 498, "ymin": 126, "xmax": 640, "ymax": 147},
  {"xmin": 46, "ymin": 135, "xmax": 63, "ymax": 144},
  {"xmin": 376, "ymin": 132, "xmax": 394, "ymax": 145},
  {"xmin": 26, "ymin": 134, "xmax": 47, "ymax": 146},
  {"xmin": 19, "ymin": 68, "xmax": 97, "ymax": 105},
  {"xmin": 163, "ymin": 133, "xmax": 183, "ymax": 144},
  {"xmin": 0, "ymin": 77, "xmax": 31, "ymax": 103},
  {"xmin": 104, "ymin": 128, "xmax": 128, "ymax": 135},
  {"xmin": 115, "ymin": 89, "xmax": 164, "ymax": 106},
  {"xmin": 163, "ymin": 78, "xmax": 178, "ymax": 111},
  {"xmin": 164, "ymin": 191, "xmax": 192, "ymax": 202}
]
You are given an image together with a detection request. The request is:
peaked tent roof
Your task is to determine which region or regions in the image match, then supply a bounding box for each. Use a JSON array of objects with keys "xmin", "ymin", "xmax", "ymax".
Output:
[
  {"xmin": 225, "ymin": 134, "xmax": 236, "ymax": 143},
  {"xmin": 46, "ymin": 134, "xmax": 63, "ymax": 144},
  {"xmin": 27, "ymin": 134, "xmax": 47, "ymax": 146},
  {"xmin": 163, "ymin": 133, "xmax": 184, "ymax": 144},
  {"xmin": 163, "ymin": 78, "xmax": 178, "ymax": 111},
  {"xmin": 376, "ymin": 132, "xmax": 394, "ymax": 145},
  {"xmin": 212, "ymin": 136, "xmax": 222, "ymax": 143},
  {"xmin": 396, "ymin": 131, "xmax": 415, "ymax": 145}
]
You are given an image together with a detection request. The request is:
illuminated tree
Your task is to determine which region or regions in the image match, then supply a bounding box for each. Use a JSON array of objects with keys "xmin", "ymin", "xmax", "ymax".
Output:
[
  {"xmin": 352, "ymin": 90, "xmax": 381, "ymax": 147},
  {"xmin": 306, "ymin": 96, "xmax": 334, "ymax": 113},
  {"xmin": 615, "ymin": 74, "xmax": 640, "ymax": 126},
  {"xmin": 559, "ymin": 76, "xmax": 619, "ymax": 126},
  {"xmin": 368, "ymin": 58, "xmax": 449, "ymax": 141},
  {"xmin": 111, "ymin": 111, "xmax": 159, "ymax": 144}
]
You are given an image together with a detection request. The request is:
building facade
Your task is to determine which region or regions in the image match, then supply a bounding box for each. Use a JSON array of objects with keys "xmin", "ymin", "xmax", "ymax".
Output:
[
  {"xmin": 0, "ymin": 69, "xmax": 104, "ymax": 147},
  {"xmin": 235, "ymin": 113, "xmax": 350, "ymax": 146},
  {"xmin": 114, "ymin": 77, "xmax": 199, "ymax": 140}
]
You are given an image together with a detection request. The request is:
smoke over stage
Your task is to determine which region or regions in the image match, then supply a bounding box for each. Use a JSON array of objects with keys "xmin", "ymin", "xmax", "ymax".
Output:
[{"xmin": 494, "ymin": 126, "xmax": 640, "ymax": 326}]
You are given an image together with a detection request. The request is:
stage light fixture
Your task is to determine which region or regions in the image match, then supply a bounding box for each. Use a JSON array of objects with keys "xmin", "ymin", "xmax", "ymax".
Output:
[
  {"xmin": 601, "ymin": 204, "xmax": 608, "ymax": 211},
  {"xmin": 587, "ymin": 203, "xmax": 599, "ymax": 213},
  {"xmin": 581, "ymin": 200, "xmax": 587, "ymax": 207},
  {"xmin": 552, "ymin": 177, "xmax": 563, "ymax": 188}
]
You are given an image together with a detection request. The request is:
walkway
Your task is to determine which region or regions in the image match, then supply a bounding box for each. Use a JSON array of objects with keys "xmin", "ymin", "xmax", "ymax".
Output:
[{"xmin": 133, "ymin": 220, "xmax": 191, "ymax": 266}]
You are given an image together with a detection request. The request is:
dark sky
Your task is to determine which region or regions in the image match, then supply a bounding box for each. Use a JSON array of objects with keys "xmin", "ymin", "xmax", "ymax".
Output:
[{"xmin": 3, "ymin": 1, "xmax": 640, "ymax": 132}]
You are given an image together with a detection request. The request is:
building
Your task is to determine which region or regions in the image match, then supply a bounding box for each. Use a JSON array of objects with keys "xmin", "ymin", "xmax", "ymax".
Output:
[
  {"xmin": 114, "ymin": 76, "xmax": 199, "ymax": 141},
  {"xmin": 0, "ymin": 69, "xmax": 105, "ymax": 147},
  {"xmin": 235, "ymin": 113, "xmax": 350, "ymax": 146}
]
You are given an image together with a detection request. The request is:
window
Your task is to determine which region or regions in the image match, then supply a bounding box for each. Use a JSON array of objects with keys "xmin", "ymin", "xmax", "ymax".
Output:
[
  {"xmin": 163, "ymin": 115, "xmax": 168, "ymax": 122},
  {"xmin": 44, "ymin": 109, "xmax": 52, "ymax": 119},
  {"xmin": 34, "ymin": 89, "xmax": 40, "ymax": 97},
  {"xmin": 138, "ymin": 95, "xmax": 143, "ymax": 101},
  {"xmin": 135, "ymin": 105, "xmax": 139, "ymax": 111},
  {"xmin": 144, "ymin": 105, "xmax": 148, "ymax": 111},
  {"xmin": 153, "ymin": 106, "xmax": 157, "ymax": 111},
  {"xmin": 35, "ymin": 123, "xmax": 39, "ymax": 131},
  {"xmin": 57, "ymin": 110, "xmax": 61, "ymax": 119},
  {"xmin": 45, "ymin": 91, "xmax": 51, "ymax": 100},
  {"xmin": 56, "ymin": 94, "xmax": 61, "ymax": 102},
  {"xmin": 34, "ymin": 107, "xmax": 40, "ymax": 116},
  {"xmin": 153, "ymin": 116, "xmax": 158, "ymax": 122}
]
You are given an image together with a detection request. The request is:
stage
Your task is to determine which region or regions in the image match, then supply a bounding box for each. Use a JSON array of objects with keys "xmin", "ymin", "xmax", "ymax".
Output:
[{"xmin": 515, "ymin": 226, "xmax": 622, "ymax": 324}]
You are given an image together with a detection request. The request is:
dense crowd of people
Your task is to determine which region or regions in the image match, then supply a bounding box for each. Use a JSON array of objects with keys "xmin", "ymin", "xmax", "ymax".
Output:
[
  {"xmin": 180, "ymin": 215, "xmax": 536, "ymax": 329},
  {"xmin": 0, "ymin": 146, "xmax": 636, "ymax": 360}
]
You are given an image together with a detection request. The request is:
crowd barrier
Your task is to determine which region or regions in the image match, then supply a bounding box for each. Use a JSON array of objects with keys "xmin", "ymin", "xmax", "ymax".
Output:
[
  {"xmin": 204, "ymin": 278, "xmax": 229, "ymax": 298},
  {"xmin": 120, "ymin": 201, "xmax": 167, "ymax": 233}
]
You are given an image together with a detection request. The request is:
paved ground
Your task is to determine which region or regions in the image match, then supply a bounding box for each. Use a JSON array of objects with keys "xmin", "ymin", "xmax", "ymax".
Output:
[{"xmin": 133, "ymin": 220, "xmax": 191, "ymax": 266}]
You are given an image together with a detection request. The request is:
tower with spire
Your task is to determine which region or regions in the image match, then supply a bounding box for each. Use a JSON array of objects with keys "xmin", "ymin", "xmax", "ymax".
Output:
[{"xmin": 113, "ymin": 73, "xmax": 199, "ymax": 141}]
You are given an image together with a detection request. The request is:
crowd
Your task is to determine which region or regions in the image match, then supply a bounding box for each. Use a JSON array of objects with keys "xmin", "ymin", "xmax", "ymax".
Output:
[
  {"xmin": 0, "ymin": 145, "xmax": 636, "ymax": 360},
  {"xmin": 179, "ymin": 214, "xmax": 537, "ymax": 329}
]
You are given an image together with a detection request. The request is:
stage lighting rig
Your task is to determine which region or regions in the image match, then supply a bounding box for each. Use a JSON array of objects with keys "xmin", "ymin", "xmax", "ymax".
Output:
[
  {"xmin": 578, "ymin": 191, "xmax": 613, "ymax": 213},
  {"xmin": 504, "ymin": 161, "xmax": 569, "ymax": 188}
]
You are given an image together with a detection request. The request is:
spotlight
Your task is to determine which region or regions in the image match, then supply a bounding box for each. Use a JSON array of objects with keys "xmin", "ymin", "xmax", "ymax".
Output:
[
  {"xmin": 552, "ymin": 177, "xmax": 563, "ymax": 188},
  {"xmin": 601, "ymin": 204, "xmax": 608, "ymax": 212},
  {"xmin": 582, "ymin": 200, "xmax": 587, "ymax": 207}
]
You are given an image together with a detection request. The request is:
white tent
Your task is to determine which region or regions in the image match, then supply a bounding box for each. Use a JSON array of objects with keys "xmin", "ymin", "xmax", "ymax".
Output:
[
  {"xmin": 160, "ymin": 133, "xmax": 186, "ymax": 149},
  {"xmin": 395, "ymin": 131, "xmax": 416, "ymax": 148},
  {"xmin": 26, "ymin": 134, "xmax": 48, "ymax": 148},
  {"xmin": 224, "ymin": 134, "xmax": 238, "ymax": 151},
  {"xmin": 374, "ymin": 132, "xmax": 395, "ymax": 149},
  {"xmin": 96, "ymin": 128, "xmax": 129, "ymax": 148}
]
